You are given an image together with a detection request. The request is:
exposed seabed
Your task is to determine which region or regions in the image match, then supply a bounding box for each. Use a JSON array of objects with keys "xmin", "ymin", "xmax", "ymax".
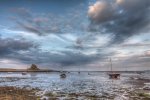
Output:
[{"xmin": 0, "ymin": 72, "xmax": 150, "ymax": 100}]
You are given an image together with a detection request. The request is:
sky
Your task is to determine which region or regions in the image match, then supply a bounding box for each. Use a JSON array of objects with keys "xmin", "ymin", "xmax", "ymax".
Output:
[{"xmin": 0, "ymin": 0, "xmax": 150, "ymax": 71}]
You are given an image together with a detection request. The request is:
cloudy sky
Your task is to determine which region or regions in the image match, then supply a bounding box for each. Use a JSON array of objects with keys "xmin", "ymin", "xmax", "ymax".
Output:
[{"xmin": 0, "ymin": 0, "xmax": 150, "ymax": 71}]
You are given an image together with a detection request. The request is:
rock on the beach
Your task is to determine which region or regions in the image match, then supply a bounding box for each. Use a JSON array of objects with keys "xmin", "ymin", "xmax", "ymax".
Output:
[
  {"xmin": 143, "ymin": 83, "xmax": 150, "ymax": 90},
  {"xmin": 143, "ymin": 86, "xmax": 150, "ymax": 90}
]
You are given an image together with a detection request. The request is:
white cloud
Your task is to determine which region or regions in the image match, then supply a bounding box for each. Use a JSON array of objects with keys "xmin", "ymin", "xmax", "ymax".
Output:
[
  {"xmin": 88, "ymin": 1, "xmax": 114, "ymax": 23},
  {"xmin": 0, "ymin": 59, "xmax": 28, "ymax": 69}
]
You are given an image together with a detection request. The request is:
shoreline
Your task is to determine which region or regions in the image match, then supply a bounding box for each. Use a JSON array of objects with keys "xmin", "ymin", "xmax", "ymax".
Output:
[{"xmin": 0, "ymin": 70, "xmax": 145, "ymax": 73}]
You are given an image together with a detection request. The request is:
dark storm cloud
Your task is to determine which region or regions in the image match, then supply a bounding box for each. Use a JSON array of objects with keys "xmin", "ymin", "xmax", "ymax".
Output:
[
  {"xmin": 57, "ymin": 51, "xmax": 98, "ymax": 66},
  {"xmin": 3, "ymin": 48, "xmax": 115, "ymax": 68},
  {"xmin": 0, "ymin": 37, "xmax": 38, "ymax": 55},
  {"xmin": 88, "ymin": 0, "xmax": 150, "ymax": 43},
  {"xmin": 18, "ymin": 51, "xmax": 99, "ymax": 66},
  {"xmin": 0, "ymin": 34, "xmax": 115, "ymax": 68}
]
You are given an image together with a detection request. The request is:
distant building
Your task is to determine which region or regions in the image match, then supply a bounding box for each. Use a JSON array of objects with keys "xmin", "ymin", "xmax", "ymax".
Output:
[{"xmin": 27, "ymin": 64, "xmax": 40, "ymax": 70}]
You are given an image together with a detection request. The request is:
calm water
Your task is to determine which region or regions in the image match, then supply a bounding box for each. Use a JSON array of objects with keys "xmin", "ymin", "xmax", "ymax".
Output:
[{"xmin": 0, "ymin": 72, "xmax": 149, "ymax": 99}]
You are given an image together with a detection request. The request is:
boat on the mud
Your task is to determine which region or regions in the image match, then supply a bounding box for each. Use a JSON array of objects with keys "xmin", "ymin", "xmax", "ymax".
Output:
[
  {"xmin": 60, "ymin": 67, "xmax": 67, "ymax": 78},
  {"xmin": 22, "ymin": 72, "xmax": 27, "ymax": 75},
  {"xmin": 60, "ymin": 73, "xmax": 66, "ymax": 78},
  {"xmin": 88, "ymin": 72, "xmax": 91, "ymax": 75},
  {"xmin": 78, "ymin": 68, "xmax": 81, "ymax": 74},
  {"xmin": 109, "ymin": 73, "xmax": 120, "ymax": 79},
  {"xmin": 108, "ymin": 58, "xmax": 120, "ymax": 79}
]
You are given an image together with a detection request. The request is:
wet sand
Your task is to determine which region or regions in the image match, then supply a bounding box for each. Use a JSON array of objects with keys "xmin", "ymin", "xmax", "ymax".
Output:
[
  {"xmin": 0, "ymin": 72, "xmax": 150, "ymax": 100},
  {"xmin": 0, "ymin": 87, "xmax": 39, "ymax": 100}
]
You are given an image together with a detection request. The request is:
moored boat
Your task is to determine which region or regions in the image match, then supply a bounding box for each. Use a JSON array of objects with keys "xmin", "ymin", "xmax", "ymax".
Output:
[
  {"xmin": 60, "ymin": 73, "xmax": 66, "ymax": 78},
  {"xmin": 22, "ymin": 72, "xmax": 27, "ymax": 75},
  {"xmin": 109, "ymin": 73, "xmax": 120, "ymax": 79},
  {"xmin": 108, "ymin": 58, "xmax": 120, "ymax": 79}
]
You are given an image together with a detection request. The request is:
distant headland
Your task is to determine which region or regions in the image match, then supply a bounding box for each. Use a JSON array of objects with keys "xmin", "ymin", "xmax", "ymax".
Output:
[{"xmin": 0, "ymin": 64, "xmax": 58, "ymax": 72}]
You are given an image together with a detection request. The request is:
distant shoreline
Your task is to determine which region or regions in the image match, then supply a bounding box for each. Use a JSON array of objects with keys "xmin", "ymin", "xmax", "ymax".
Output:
[
  {"xmin": 0, "ymin": 69, "xmax": 145, "ymax": 73},
  {"xmin": 0, "ymin": 69, "xmax": 59, "ymax": 72}
]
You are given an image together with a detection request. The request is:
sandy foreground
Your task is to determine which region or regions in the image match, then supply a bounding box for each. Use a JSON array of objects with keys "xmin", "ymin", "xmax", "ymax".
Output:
[
  {"xmin": 0, "ymin": 84, "xmax": 150, "ymax": 100},
  {"xmin": 0, "ymin": 87, "xmax": 39, "ymax": 100},
  {"xmin": 0, "ymin": 86, "xmax": 113, "ymax": 100}
]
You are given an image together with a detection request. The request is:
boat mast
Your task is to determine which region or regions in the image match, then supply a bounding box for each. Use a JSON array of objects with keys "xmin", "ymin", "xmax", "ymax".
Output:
[{"xmin": 110, "ymin": 58, "xmax": 113, "ymax": 72}]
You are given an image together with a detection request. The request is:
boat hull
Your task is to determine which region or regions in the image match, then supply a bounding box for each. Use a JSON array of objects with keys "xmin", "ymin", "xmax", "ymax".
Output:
[{"xmin": 109, "ymin": 73, "xmax": 120, "ymax": 79}]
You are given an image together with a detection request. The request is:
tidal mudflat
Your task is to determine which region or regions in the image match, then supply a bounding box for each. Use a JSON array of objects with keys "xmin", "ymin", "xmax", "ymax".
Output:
[{"xmin": 0, "ymin": 72, "xmax": 150, "ymax": 100}]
